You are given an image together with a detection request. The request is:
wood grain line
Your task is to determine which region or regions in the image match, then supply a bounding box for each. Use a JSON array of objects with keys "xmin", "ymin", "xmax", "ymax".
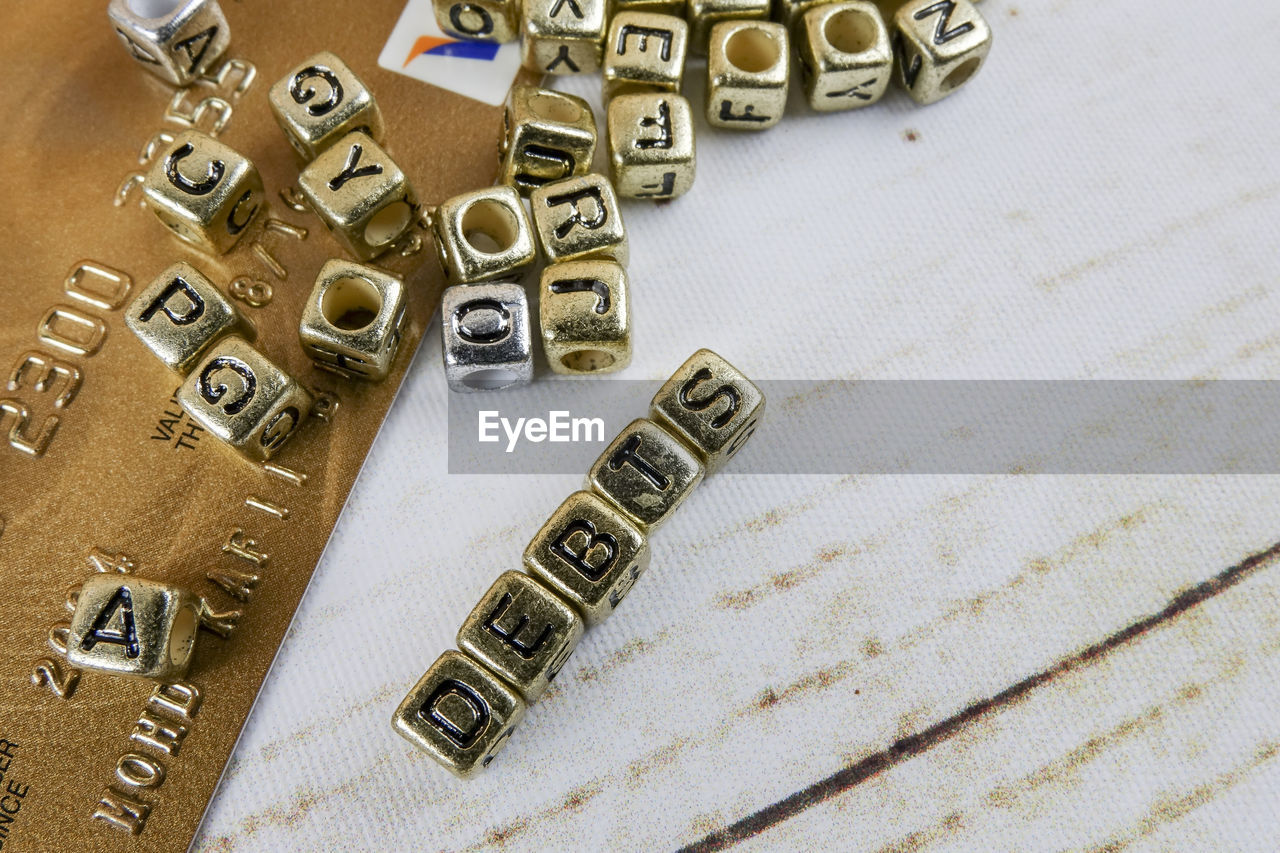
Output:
[{"xmin": 679, "ymin": 539, "xmax": 1280, "ymax": 852}]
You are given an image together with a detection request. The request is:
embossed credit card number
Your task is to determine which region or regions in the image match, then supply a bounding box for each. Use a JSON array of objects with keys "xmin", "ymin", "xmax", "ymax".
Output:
[{"xmin": 0, "ymin": 3, "xmax": 517, "ymax": 850}]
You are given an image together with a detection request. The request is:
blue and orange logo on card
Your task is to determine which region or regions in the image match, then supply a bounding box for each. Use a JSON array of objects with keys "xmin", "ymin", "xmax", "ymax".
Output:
[{"xmin": 403, "ymin": 35, "xmax": 499, "ymax": 64}]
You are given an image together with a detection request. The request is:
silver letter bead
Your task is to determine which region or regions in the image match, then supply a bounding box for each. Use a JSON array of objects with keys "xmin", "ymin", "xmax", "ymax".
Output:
[
  {"xmin": 440, "ymin": 282, "xmax": 534, "ymax": 392},
  {"xmin": 108, "ymin": 0, "xmax": 230, "ymax": 86}
]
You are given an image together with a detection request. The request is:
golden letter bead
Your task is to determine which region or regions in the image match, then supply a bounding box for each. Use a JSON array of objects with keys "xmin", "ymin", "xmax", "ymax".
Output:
[
  {"xmin": 125, "ymin": 261, "xmax": 250, "ymax": 374},
  {"xmin": 108, "ymin": 0, "xmax": 230, "ymax": 86},
  {"xmin": 521, "ymin": 0, "xmax": 608, "ymax": 75},
  {"xmin": 457, "ymin": 571, "xmax": 585, "ymax": 702},
  {"xmin": 587, "ymin": 418, "xmax": 704, "ymax": 531},
  {"xmin": 298, "ymin": 260, "xmax": 406, "ymax": 381},
  {"xmin": 269, "ymin": 51, "xmax": 385, "ymax": 161},
  {"xmin": 650, "ymin": 348, "xmax": 765, "ymax": 474},
  {"xmin": 612, "ymin": 0, "xmax": 683, "ymax": 17},
  {"xmin": 798, "ymin": 2, "xmax": 892, "ymax": 111},
  {"xmin": 499, "ymin": 86, "xmax": 597, "ymax": 196},
  {"xmin": 706, "ymin": 21, "xmax": 789, "ymax": 130},
  {"xmin": 524, "ymin": 490, "xmax": 651, "ymax": 625},
  {"xmin": 432, "ymin": 187, "xmax": 537, "ymax": 284},
  {"xmin": 297, "ymin": 131, "xmax": 418, "ymax": 261},
  {"xmin": 686, "ymin": 0, "xmax": 769, "ymax": 53},
  {"xmin": 177, "ymin": 336, "xmax": 312, "ymax": 460},
  {"xmin": 607, "ymin": 93, "xmax": 696, "ymax": 200},
  {"xmin": 893, "ymin": 0, "xmax": 991, "ymax": 105},
  {"xmin": 392, "ymin": 650, "xmax": 526, "ymax": 778},
  {"xmin": 603, "ymin": 12, "xmax": 689, "ymax": 97},
  {"xmin": 66, "ymin": 575, "xmax": 202, "ymax": 681},
  {"xmin": 142, "ymin": 130, "xmax": 263, "ymax": 255},
  {"xmin": 441, "ymin": 282, "xmax": 534, "ymax": 392},
  {"xmin": 540, "ymin": 259, "xmax": 632, "ymax": 374},
  {"xmin": 435, "ymin": 0, "xmax": 521, "ymax": 42},
  {"xmin": 530, "ymin": 174, "xmax": 628, "ymax": 265}
]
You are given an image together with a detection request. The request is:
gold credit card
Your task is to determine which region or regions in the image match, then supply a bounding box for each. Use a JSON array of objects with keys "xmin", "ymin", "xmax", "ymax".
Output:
[{"xmin": 0, "ymin": 3, "xmax": 514, "ymax": 849}]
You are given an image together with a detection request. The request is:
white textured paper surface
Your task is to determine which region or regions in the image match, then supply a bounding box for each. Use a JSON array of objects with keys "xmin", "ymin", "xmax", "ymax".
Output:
[{"xmin": 196, "ymin": 0, "xmax": 1280, "ymax": 849}]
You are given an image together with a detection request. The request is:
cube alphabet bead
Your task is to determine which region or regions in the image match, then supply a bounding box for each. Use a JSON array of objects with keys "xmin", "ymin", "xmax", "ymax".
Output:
[
  {"xmin": 587, "ymin": 418, "xmax": 705, "ymax": 531},
  {"xmin": 143, "ymin": 130, "xmax": 263, "ymax": 255},
  {"xmin": 108, "ymin": 0, "xmax": 230, "ymax": 86},
  {"xmin": 440, "ymin": 282, "xmax": 534, "ymax": 392},
  {"xmin": 457, "ymin": 571, "xmax": 585, "ymax": 702},
  {"xmin": 706, "ymin": 21, "xmax": 789, "ymax": 130},
  {"xmin": 612, "ymin": 0, "xmax": 683, "ymax": 16},
  {"xmin": 177, "ymin": 335, "xmax": 312, "ymax": 460},
  {"xmin": 499, "ymin": 86, "xmax": 597, "ymax": 196},
  {"xmin": 125, "ymin": 261, "xmax": 250, "ymax": 374},
  {"xmin": 66, "ymin": 575, "xmax": 202, "ymax": 681},
  {"xmin": 798, "ymin": 2, "xmax": 892, "ymax": 111},
  {"xmin": 392, "ymin": 650, "xmax": 526, "ymax": 778},
  {"xmin": 686, "ymin": 0, "xmax": 769, "ymax": 54},
  {"xmin": 607, "ymin": 93, "xmax": 696, "ymax": 200},
  {"xmin": 432, "ymin": 186, "xmax": 537, "ymax": 284},
  {"xmin": 298, "ymin": 260, "xmax": 406, "ymax": 381},
  {"xmin": 435, "ymin": 0, "xmax": 521, "ymax": 42},
  {"xmin": 524, "ymin": 490, "xmax": 651, "ymax": 625},
  {"xmin": 540, "ymin": 259, "xmax": 632, "ymax": 374},
  {"xmin": 269, "ymin": 51, "xmax": 385, "ymax": 161},
  {"xmin": 298, "ymin": 132, "xmax": 418, "ymax": 261},
  {"xmin": 893, "ymin": 0, "xmax": 991, "ymax": 105},
  {"xmin": 650, "ymin": 348, "xmax": 765, "ymax": 474},
  {"xmin": 521, "ymin": 0, "xmax": 608, "ymax": 75},
  {"xmin": 530, "ymin": 174, "xmax": 628, "ymax": 265},
  {"xmin": 603, "ymin": 12, "xmax": 689, "ymax": 97}
]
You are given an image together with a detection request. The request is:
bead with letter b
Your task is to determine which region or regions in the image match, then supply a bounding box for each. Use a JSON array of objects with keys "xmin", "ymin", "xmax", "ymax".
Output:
[
  {"xmin": 607, "ymin": 93, "xmax": 695, "ymax": 200},
  {"xmin": 435, "ymin": 0, "xmax": 521, "ymax": 42},
  {"xmin": 432, "ymin": 187, "xmax": 537, "ymax": 284},
  {"xmin": 125, "ymin": 261, "xmax": 251, "ymax": 374},
  {"xmin": 298, "ymin": 260, "xmax": 407, "ymax": 381},
  {"xmin": 706, "ymin": 21, "xmax": 789, "ymax": 130},
  {"xmin": 524, "ymin": 490, "xmax": 651, "ymax": 625},
  {"xmin": 143, "ymin": 130, "xmax": 263, "ymax": 255},
  {"xmin": 298, "ymin": 132, "xmax": 418, "ymax": 261},
  {"xmin": 107, "ymin": 0, "xmax": 230, "ymax": 86},
  {"xmin": 587, "ymin": 418, "xmax": 704, "ymax": 531},
  {"xmin": 177, "ymin": 336, "xmax": 312, "ymax": 460},
  {"xmin": 441, "ymin": 282, "xmax": 533, "ymax": 392},
  {"xmin": 499, "ymin": 85, "xmax": 597, "ymax": 196},
  {"xmin": 530, "ymin": 174, "xmax": 628, "ymax": 265},
  {"xmin": 66, "ymin": 575, "xmax": 203, "ymax": 681},
  {"xmin": 522, "ymin": 0, "xmax": 608, "ymax": 75},
  {"xmin": 457, "ymin": 571, "xmax": 585, "ymax": 702},
  {"xmin": 269, "ymin": 51, "xmax": 385, "ymax": 161},
  {"xmin": 540, "ymin": 259, "xmax": 632, "ymax": 374},
  {"xmin": 893, "ymin": 0, "xmax": 991, "ymax": 105},
  {"xmin": 392, "ymin": 650, "xmax": 526, "ymax": 778},
  {"xmin": 650, "ymin": 348, "xmax": 765, "ymax": 474}
]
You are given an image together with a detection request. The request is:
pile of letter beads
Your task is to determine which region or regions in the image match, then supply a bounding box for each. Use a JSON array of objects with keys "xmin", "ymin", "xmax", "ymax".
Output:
[{"xmin": 392, "ymin": 349, "xmax": 764, "ymax": 777}]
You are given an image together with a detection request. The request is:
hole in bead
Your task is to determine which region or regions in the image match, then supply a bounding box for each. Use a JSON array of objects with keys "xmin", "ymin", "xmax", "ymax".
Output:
[
  {"xmin": 364, "ymin": 201, "xmax": 412, "ymax": 247},
  {"xmin": 461, "ymin": 198, "xmax": 519, "ymax": 255},
  {"xmin": 725, "ymin": 27, "xmax": 780, "ymax": 74},
  {"xmin": 126, "ymin": 0, "xmax": 185, "ymax": 18},
  {"xmin": 463, "ymin": 368, "xmax": 522, "ymax": 390},
  {"xmin": 941, "ymin": 56, "xmax": 982, "ymax": 92},
  {"xmin": 561, "ymin": 349, "xmax": 616, "ymax": 372},
  {"xmin": 169, "ymin": 604, "xmax": 198, "ymax": 667},
  {"xmin": 529, "ymin": 92, "xmax": 582, "ymax": 124},
  {"xmin": 322, "ymin": 275, "xmax": 383, "ymax": 331},
  {"xmin": 823, "ymin": 8, "xmax": 878, "ymax": 54}
]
